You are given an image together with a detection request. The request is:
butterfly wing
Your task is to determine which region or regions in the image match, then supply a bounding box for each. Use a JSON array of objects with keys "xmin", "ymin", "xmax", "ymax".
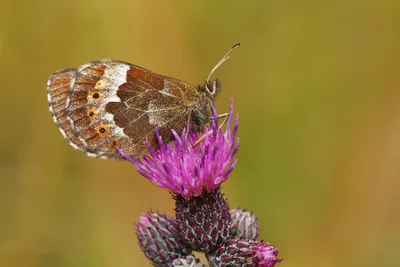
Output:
[{"xmin": 47, "ymin": 60, "xmax": 200, "ymax": 158}]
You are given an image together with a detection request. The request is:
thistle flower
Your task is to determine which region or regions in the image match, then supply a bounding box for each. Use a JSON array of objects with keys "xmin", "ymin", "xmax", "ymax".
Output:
[
  {"xmin": 135, "ymin": 212, "xmax": 191, "ymax": 266},
  {"xmin": 124, "ymin": 101, "xmax": 282, "ymax": 265},
  {"xmin": 230, "ymin": 208, "xmax": 259, "ymax": 240},
  {"xmin": 120, "ymin": 102, "xmax": 239, "ymax": 253},
  {"xmin": 119, "ymin": 101, "xmax": 239, "ymax": 200},
  {"xmin": 206, "ymin": 237, "xmax": 282, "ymax": 267}
]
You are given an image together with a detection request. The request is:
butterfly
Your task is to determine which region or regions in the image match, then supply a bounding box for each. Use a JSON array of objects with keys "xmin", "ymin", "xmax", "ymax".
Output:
[{"xmin": 46, "ymin": 44, "xmax": 239, "ymax": 159}]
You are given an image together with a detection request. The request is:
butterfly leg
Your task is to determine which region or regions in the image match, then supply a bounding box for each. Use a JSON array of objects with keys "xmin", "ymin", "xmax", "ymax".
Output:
[
  {"xmin": 209, "ymin": 112, "xmax": 229, "ymax": 128},
  {"xmin": 192, "ymin": 112, "xmax": 230, "ymax": 147},
  {"xmin": 214, "ymin": 113, "xmax": 229, "ymax": 119}
]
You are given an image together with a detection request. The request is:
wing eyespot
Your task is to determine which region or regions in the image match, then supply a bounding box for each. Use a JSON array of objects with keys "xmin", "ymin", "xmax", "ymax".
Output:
[
  {"xmin": 87, "ymin": 109, "xmax": 97, "ymax": 119},
  {"xmin": 96, "ymin": 125, "xmax": 109, "ymax": 137},
  {"xmin": 95, "ymin": 80, "xmax": 105, "ymax": 88},
  {"xmin": 89, "ymin": 91, "xmax": 102, "ymax": 101}
]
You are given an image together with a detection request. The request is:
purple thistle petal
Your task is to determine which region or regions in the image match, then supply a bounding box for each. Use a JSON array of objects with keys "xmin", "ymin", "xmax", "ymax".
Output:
[
  {"xmin": 226, "ymin": 99, "xmax": 234, "ymax": 133},
  {"xmin": 116, "ymin": 146, "xmax": 135, "ymax": 163}
]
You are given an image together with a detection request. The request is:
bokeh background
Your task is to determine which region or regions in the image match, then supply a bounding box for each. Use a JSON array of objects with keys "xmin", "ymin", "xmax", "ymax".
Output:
[{"xmin": 1, "ymin": 1, "xmax": 400, "ymax": 266}]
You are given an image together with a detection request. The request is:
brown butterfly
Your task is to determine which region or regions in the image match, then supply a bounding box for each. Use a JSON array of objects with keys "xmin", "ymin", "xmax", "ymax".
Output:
[{"xmin": 46, "ymin": 44, "xmax": 239, "ymax": 159}]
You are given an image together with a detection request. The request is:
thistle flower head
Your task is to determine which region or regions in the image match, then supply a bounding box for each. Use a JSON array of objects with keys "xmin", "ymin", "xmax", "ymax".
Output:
[
  {"xmin": 119, "ymin": 101, "xmax": 239, "ymax": 199},
  {"xmin": 207, "ymin": 237, "xmax": 282, "ymax": 267},
  {"xmin": 230, "ymin": 208, "xmax": 259, "ymax": 240},
  {"xmin": 135, "ymin": 212, "xmax": 191, "ymax": 266}
]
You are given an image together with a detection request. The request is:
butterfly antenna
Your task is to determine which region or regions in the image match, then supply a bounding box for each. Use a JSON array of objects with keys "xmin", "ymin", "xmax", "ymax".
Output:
[{"xmin": 205, "ymin": 43, "xmax": 240, "ymax": 96}]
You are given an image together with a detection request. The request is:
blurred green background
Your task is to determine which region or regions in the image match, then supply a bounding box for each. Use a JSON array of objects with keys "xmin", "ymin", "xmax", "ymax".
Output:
[{"xmin": 1, "ymin": 0, "xmax": 400, "ymax": 266}]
